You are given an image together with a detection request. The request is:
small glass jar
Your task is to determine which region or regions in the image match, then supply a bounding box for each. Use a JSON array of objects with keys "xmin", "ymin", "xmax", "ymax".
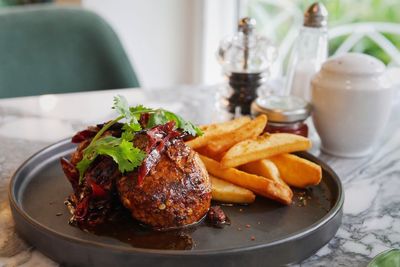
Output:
[{"xmin": 251, "ymin": 95, "xmax": 311, "ymax": 137}]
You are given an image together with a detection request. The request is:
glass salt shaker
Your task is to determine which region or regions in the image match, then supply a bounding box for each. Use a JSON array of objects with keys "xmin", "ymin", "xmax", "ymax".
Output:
[
  {"xmin": 217, "ymin": 17, "xmax": 277, "ymax": 119},
  {"xmin": 284, "ymin": 2, "xmax": 328, "ymax": 101}
]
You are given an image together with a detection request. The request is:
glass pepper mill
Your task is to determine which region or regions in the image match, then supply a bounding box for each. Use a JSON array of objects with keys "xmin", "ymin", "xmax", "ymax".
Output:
[{"xmin": 217, "ymin": 17, "xmax": 276, "ymax": 118}]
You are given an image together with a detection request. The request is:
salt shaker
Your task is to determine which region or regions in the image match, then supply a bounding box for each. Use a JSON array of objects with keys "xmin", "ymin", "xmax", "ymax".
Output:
[
  {"xmin": 217, "ymin": 17, "xmax": 276, "ymax": 118},
  {"xmin": 311, "ymin": 53, "xmax": 393, "ymax": 157},
  {"xmin": 284, "ymin": 2, "xmax": 328, "ymax": 100}
]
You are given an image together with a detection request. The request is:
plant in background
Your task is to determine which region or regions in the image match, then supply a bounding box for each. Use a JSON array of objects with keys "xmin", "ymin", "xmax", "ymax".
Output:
[{"xmin": 247, "ymin": 0, "xmax": 400, "ymax": 65}]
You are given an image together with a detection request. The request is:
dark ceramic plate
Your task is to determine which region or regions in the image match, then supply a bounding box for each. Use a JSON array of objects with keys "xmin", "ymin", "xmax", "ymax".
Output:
[{"xmin": 9, "ymin": 139, "xmax": 343, "ymax": 267}]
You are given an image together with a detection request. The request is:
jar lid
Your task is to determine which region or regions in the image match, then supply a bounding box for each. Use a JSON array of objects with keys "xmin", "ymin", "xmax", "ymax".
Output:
[{"xmin": 251, "ymin": 95, "xmax": 312, "ymax": 123}]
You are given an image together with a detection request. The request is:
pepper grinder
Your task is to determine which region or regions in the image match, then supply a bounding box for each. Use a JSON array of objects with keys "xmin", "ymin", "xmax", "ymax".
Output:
[
  {"xmin": 284, "ymin": 2, "xmax": 328, "ymax": 100},
  {"xmin": 217, "ymin": 17, "xmax": 276, "ymax": 118}
]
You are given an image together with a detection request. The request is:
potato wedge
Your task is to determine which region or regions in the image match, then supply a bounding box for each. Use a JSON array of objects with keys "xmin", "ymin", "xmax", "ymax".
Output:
[
  {"xmin": 211, "ymin": 175, "xmax": 255, "ymax": 204},
  {"xmin": 186, "ymin": 116, "xmax": 251, "ymax": 149},
  {"xmin": 206, "ymin": 115, "xmax": 267, "ymax": 155},
  {"xmin": 221, "ymin": 133, "xmax": 312, "ymax": 168},
  {"xmin": 200, "ymin": 155, "xmax": 293, "ymax": 205},
  {"xmin": 240, "ymin": 159, "xmax": 286, "ymax": 186},
  {"xmin": 269, "ymin": 154, "xmax": 322, "ymax": 188},
  {"xmin": 195, "ymin": 145, "xmax": 225, "ymax": 161}
]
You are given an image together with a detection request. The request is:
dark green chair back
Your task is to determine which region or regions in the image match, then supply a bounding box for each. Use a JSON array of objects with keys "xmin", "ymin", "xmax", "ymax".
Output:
[{"xmin": 0, "ymin": 5, "xmax": 140, "ymax": 98}]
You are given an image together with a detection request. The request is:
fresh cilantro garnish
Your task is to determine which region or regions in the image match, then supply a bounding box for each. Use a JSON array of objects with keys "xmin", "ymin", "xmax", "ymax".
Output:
[
  {"xmin": 76, "ymin": 136, "xmax": 146, "ymax": 181},
  {"xmin": 149, "ymin": 110, "xmax": 202, "ymax": 137},
  {"xmin": 112, "ymin": 95, "xmax": 132, "ymax": 121},
  {"xmin": 112, "ymin": 95, "xmax": 202, "ymax": 136},
  {"xmin": 76, "ymin": 95, "xmax": 202, "ymax": 183}
]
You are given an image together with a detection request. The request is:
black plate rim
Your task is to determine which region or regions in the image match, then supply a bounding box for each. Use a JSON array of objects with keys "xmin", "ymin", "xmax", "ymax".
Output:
[{"xmin": 9, "ymin": 138, "xmax": 344, "ymax": 256}]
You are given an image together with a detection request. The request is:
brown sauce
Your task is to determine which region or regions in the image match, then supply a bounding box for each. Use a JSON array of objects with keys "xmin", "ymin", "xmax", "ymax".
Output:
[
  {"xmin": 79, "ymin": 204, "xmax": 230, "ymax": 250},
  {"xmin": 83, "ymin": 209, "xmax": 196, "ymax": 250}
]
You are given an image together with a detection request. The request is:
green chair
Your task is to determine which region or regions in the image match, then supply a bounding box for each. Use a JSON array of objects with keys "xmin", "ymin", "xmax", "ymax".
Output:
[{"xmin": 0, "ymin": 5, "xmax": 140, "ymax": 98}]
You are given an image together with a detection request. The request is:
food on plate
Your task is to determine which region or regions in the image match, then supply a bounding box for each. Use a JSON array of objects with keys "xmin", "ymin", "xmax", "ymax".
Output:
[
  {"xmin": 117, "ymin": 133, "xmax": 211, "ymax": 229},
  {"xmin": 61, "ymin": 95, "xmax": 210, "ymax": 229},
  {"xmin": 61, "ymin": 97, "xmax": 322, "ymax": 235},
  {"xmin": 240, "ymin": 159, "xmax": 287, "ymax": 186},
  {"xmin": 269, "ymin": 153, "xmax": 322, "ymax": 188},
  {"xmin": 201, "ymin": 115, "xmax": 267, "ymax": 160},
  {"xmin": 200, "ymin": 155, "xmax": 293, "ymax": 205},
  {"xmin": 220, "ymin": 133, "xmax": 312, "ymax": 168},
  {"xmin": 240, "ymin": 159, "xmax": 293, "ymax": 199},
  {"xmin": 206, "ymin": 205, "xmax": 229, "ymax": 228},
  {"xmin": 210, "ymin": 175, "xmax": 255, "ymax": 204},
  {"xmin": 186, "ymin": 116, "xmax": 251, "ymax": 149},
  {"xmin": 188, "ymin": 115, "xmax": 322, "ymax": 206}
]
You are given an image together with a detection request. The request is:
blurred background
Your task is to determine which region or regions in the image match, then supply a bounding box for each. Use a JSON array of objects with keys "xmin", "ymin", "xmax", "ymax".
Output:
[{"xmin": 1, "ymin": 0, "xmax": 399, "ymax": 87}]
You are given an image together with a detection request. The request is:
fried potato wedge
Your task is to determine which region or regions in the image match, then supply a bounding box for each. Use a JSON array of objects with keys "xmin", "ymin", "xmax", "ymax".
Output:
[
  {"xmin": 269, "ymin": 154, "xmax": 322, "ymax": 188},
  {"xmin": 211, "ymin": 175, "xmax": 256, "ymax": 204},
  {"xmin": 200, "ymin": 155, "xmax": 292, "ymax": 205},
  {"xmin": 240, "ymin": 159, "xmax": 286, "ymax": 185},
  {"xmin": 195, "ymin": 145, "xmax": 225, "ymax": 161},
  {"xmin": 221, "ymin": 133, "xmax": 312, "ymax": 168},
  {"xmin": 186, "ymin": 116, "xmax": 251, "ymax": 149},
  {"xmin": 206, "ymin": 115, "xmax": 267, "ymax": 156}
]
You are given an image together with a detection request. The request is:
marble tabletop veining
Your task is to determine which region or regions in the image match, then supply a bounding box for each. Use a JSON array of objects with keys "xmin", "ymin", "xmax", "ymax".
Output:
[{"xmin": 0, "ymin": 86, "xmax": 399, "ymax": 267}]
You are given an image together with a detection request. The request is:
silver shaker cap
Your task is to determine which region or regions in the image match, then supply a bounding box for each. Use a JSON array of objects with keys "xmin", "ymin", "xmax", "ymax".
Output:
[{"xmin": 303, "ymin": 2, "xmax": 328, "ymax": 28}]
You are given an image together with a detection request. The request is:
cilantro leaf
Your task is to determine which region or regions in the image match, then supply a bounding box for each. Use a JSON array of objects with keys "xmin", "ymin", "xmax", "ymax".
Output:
[
  {"xmin": 116, "ymin": 139, "xmax": 146, "ymax": 171},
  {"xmin": 129, "ymin": 104, "xmax": 151, "ymax": 115},
  {"xmin": 112, "ymin": 95, "xmax": 131, "ymax": 121},
  {"xmin": 163, "ymin": 110, "xmax": 202, "ymax": 136},
  {"xmin": 147, "ymin": 110, "xmax": 169, "ymax": 128},
  {"xmin": 146, "ymin": 110, "xmax": 202, "ymax": 136},
  {"xmin": 121, "ymin": 124, "xmax": 136, "ymax": 141},
  {"xmin": 123, "ymin": 121, "xmax": 141, "ymax": 134},
  {"xmin": 95, "ymin": 138, "xmax": 146, "ymax": 173},
  {"xmin": 77, "ymin": 136, "xmax": 146, "ymax": 183},
  {"xmin": 112, "ymin": 95, "xmax": 202, "ymax": 136}
]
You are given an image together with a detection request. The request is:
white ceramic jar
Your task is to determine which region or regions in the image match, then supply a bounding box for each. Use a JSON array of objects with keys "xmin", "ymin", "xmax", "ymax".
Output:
[{"xmin": 311, "ymin": 53, "xmax": 393, "ymax": 157}]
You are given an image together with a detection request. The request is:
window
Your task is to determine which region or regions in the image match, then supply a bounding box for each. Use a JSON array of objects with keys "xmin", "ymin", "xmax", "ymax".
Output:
[{"xmin": 240, "ymin": 0, "xmax": 400, "ymax": 75}]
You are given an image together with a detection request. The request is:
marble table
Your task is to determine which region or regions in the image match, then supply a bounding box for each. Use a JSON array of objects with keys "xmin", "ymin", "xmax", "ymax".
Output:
[{"xmin": 0, "ymin": 86, "xmax": 399, "ymax": 267}]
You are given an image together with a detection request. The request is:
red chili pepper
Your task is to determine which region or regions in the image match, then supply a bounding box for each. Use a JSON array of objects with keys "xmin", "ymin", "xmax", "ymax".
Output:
[
  {"xmin": 74, "ymin": 196, "xmax": 89, "ymax": 220},
  {"xmin": 88, "ymin": 179, "xmax": 107, "ymax": 199},
  {"xmin": 60, "ymin": 157, "xmax": 79, "ymax": 192},
  {"xmin": 136, "ymin": 121, "xmax": 181, "ymax": 186},
  {"xmin": 71, "ymin": 129, "xmax": 98, "ymax": 143},
  {"xmin": 139, "ymin": 113, "xmax": 150, "ymax": 128}
]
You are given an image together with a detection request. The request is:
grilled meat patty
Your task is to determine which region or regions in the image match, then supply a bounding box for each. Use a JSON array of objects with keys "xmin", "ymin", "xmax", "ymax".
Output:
[
  {"xmin": 117, "ymin": 137, "xmax": 211, "ymax": 229},
  {"xmin": 62, "ymin": 123, "xmax": 211, "ymax": 229}
]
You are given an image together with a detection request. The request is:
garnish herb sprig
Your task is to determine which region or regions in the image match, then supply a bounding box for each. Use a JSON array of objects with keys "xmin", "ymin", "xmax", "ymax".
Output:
[{"xmin": 76, "ymin": 95, "xmax": 202, "ymax": 184}]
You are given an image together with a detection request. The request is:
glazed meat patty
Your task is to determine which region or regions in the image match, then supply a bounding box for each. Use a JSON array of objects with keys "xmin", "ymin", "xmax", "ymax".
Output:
[
  {"xmin": 117, "ymin": 138, "xmax": 212, "ymax": 229},
  {"xmin": 63, "ymin": 122, "xmax": 211, "ymax": 230}
]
